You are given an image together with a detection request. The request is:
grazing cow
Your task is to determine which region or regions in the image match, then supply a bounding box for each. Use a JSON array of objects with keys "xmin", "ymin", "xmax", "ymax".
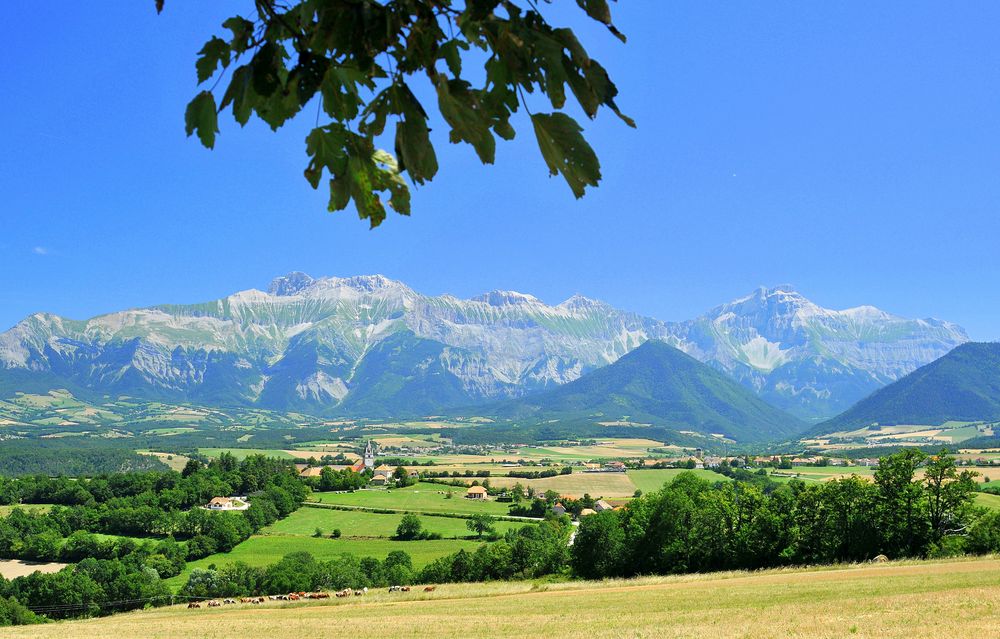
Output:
[
  {"xmin": 223, "ymin": 599, "xmax": 236, "ymax": 605},
  {"xmin": 873, "ymin": 554, "xmax": 890, "ymax": 563},
  {"xmin": 424, "ymin": 586, "xmax": 436, "ymax": 592},
  {"xmin": 289, "ymin": 594, "xmax": 300, "ymax": 601},
  {"xmin": 188, "ymin": 602, "xmax": 201, "ymax": 609},
  {"xmin": 401, "ymin": 586, "xmax": 411, "ymax": 592},
  {"xmin": 207, "ymin": 600, "xmax": 221, "ymax": 608}
]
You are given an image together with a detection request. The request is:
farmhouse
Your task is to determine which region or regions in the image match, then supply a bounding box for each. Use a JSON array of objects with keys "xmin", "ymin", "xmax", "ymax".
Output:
[
  {"xmin": 552, "ymin": 503, "xmax": 567, "ymax": 516},
  {"xmin": 603, "ymin": 461, "xmax": 627, "ymax": 472},
  {"xmin": 205, "ymin": 497, "xmax": 250, "ymax": 511},
  {"xmin": 466, "ymin": 486, "xmax": 487, "ymax": 500},
  {"xmin": 594, "ymin": 499, "xmax": 613, "ymax": 512},
  {"xmin": 579, "ymin": 508, "xmax": 597, "ymax": 517},
  {"xmin": 370, "ymin": 474, "xmax": 388, "ymax": 486}
]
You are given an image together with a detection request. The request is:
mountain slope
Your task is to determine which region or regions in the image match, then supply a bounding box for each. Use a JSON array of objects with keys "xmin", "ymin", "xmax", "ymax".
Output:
[
  {"xmin": 671, "ymin": 286, "xmax": 967, "ymax": 418},
  {"xmin": 489, "ymin": 340, "xmax": 805, "ymax": 442},
  {"xmin": 811, "ymin": 342, "xmax": 1000, "ymax": 434},
  {"xmin": 0, "ymin": 275, "xmax": 967, "ymax": 420}
]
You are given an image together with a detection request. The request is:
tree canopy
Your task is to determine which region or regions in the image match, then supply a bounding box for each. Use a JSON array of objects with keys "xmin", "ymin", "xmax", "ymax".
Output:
[{"xmin": 158, "ymin": 0, "xmax": 633, "ymax": 227}]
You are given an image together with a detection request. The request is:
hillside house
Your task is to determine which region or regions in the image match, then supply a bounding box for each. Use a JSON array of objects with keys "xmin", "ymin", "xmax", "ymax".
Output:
[
  {"xmin": 579, "ymin": 508, "xmax": 597, "ymax": 517},
  {"xmin": 205, "ymin": 497, "xmax": 250, "ymax": 511},
  {"xmin": 594, "ymin": 499, "xmax": 613, "ymax": 512},
  {"xmin": 466, "ymin": 486, "xmax": 487, "ymax": 500},
  {"xmin": 370, "ymin": 474, "xmax": 388, "ymax": 486},
  {"xmin": 552, "ymin": 503, "xmax": 567, "ymax": 516}
]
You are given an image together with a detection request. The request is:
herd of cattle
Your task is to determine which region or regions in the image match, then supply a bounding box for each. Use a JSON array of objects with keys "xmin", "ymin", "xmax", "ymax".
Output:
[{"xmin": 185, "ymin": 585, "xmax": 437, "ymax": 609}]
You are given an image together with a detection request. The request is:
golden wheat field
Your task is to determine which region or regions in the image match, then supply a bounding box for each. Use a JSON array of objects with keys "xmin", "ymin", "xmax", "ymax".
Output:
[{"xmin": 10, "ymin": 557, "xmax": 1000, "ymax": 639}]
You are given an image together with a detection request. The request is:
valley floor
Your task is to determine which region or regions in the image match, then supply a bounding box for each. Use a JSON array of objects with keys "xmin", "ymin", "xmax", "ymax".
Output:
[{"xmin": 10, "ymin": 556, "xmax": 1000, "ymax": 639}]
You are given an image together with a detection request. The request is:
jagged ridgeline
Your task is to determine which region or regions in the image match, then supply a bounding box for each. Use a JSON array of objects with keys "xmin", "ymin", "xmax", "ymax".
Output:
[{"xmin": 0, "ymin": 273, "xmax": 967, "ymax": 427}]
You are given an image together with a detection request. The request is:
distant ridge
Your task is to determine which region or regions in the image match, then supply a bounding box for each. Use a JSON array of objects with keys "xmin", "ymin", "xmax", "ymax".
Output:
[
  {"xmin": 810, "ymin": 342, "xmax": 1000, "ymax": 434},
  {"xmin": 0, "ymin": 274, "xmax": 968, "ymax": 420},
  {"xmin": 489, "ymin": 340, "xmax": 805, "ymax": 443}
]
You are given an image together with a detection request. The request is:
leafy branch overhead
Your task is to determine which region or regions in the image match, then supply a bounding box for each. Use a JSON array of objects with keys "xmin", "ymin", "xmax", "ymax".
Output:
[{"xmin": 163, "ymin": 0, "xmax": 634, "ymax": 227}]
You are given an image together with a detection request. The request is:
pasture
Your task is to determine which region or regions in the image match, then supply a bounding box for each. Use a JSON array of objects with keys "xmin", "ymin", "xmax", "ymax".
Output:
[
  {"xmin": 308, "ymin": 483, "xmax": 511, "ymax": 516},
  {"xmin": 21, "ymin": 557, "xmax": 1000, "ymax": 638},
  {"xmin": 974, "ymin": 492, "xmax": 1000, "ymax": 509},
  {"xmin": 628, "ymin": 469, "xmax": 731, "ymax": 493},
  {"xmin": 0, "ymin": 503, "xmax": 54, "ymax": 516},
  {"xmin": 266, "ymin": 505, "xmax": 530, "ymax": 538},
  {"xmin": 197, "ymin": 448, "xmax": 299, "ymax": 460}
]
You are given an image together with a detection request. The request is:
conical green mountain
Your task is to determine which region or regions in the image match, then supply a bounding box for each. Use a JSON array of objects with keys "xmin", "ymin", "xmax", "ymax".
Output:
[
  {"xmin": 812, "ymin": 342, "xmax": 1000, "ymax": 434},
  {"xmin": 490, "ymin": 340, "xmax": 805, "ymax": 442}
]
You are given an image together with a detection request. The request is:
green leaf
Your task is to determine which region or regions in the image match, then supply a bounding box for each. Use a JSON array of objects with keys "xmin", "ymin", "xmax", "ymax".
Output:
[
  {"xmin": 184, "ymin": 91, "xmax": 219, "ymax": 149},
  {"xmin": 392, "ymin": 85, "xmax": 437, "ymax": 183},
  {"xmin": 219, "ymin": 66, "xmax": 255, "ymax": 126},
  {"xmin": 222, "ymin": 16, "xmax": 255, "ymax": 54},
  {"xmin": 530, "ymin": 113, "xmax": 601, "ymax": 198},
  {"xmin": 575, "ymin": 0, "xmax": 626, "ymax": 42},
  {"xmin": 304, "ymin": 125, "xmax": 349, "ymax": 189},
  {"xmin": 395, "ymin": 117, "xmax": 438, "ymax": 184},
  {"xmin": 320, "ymin": 65, "xmax": 368, "ymax": 121},
  {"xmin": 196, "ymin": 37, "xmax": 231, "ymax": 84},
  {"xmin": 438, "ymin": 40, "xmax": 469, "ymax": 77},
  {"xmin": 435, "ymin": 76, "xmax": 496, "ymax": 164}
]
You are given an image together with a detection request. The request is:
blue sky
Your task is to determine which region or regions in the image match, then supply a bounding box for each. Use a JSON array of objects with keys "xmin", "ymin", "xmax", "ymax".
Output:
[{"xmin": 2, "ymin": 2, "xmax": 998, "ymax": 339}]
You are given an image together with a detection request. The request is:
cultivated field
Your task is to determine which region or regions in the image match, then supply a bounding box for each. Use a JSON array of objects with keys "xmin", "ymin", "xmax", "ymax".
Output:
[
  {"xmin": 482, "ymin": 472, "xmax": 639, "ymax": 497},
  {"xmin": 308, "ymin": 483, "xmax": 512, "ymax": 515},
  {"xmin": 265, "ymin": 505, "xmax": 530, "ymax": 539},
  {"xmin": 20, "ymin": 557, "xmax": 1000, "ymax": 638},
  {"xmin": 0, "ymin": 559, "xmax": 67, "ymax": 579},
  {"xmin": 628, "ymin": 469, "xmax": 732, "ymax": 493}
]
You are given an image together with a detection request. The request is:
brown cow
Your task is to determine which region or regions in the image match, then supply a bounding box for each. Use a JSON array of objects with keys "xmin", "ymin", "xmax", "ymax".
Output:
[
  {"xmin": 187, "ymin": 602, "xmax": 201, "ymax": 609},
  {"xmin": 424, "ymin": 586, "xmax": 436, "ymax": 592}
]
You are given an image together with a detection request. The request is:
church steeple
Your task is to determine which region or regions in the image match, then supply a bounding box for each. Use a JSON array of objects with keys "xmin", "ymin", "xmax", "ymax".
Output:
[{"xmin": 363, "ymin": 440, "xmax": 375, "ymax": 470}]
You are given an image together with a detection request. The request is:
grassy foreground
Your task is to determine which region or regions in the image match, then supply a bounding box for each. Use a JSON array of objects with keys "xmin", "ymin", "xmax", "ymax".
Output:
[{"xmin": 16, "ymin": 557, "xmax": 1000, "ymax": 639}]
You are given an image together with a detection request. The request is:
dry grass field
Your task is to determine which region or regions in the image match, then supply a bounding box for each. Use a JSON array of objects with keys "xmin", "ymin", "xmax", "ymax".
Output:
[
  {"xmin": 0, "ymin": 559, "xmax": 67, "ymax": 579},
  {"xmin": 13, "ymin": 557, "xmax": 1000, "ymax": 639}
]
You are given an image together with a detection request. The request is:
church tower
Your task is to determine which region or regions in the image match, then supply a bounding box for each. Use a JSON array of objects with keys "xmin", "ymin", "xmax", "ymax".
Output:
[{"xmin": 363, "ymin": 440, "xmax": 375, "ymax": 470}]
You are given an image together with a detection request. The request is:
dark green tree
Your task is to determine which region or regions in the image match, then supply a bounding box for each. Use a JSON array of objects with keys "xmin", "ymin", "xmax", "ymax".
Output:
[
  {"xmin": 922, "ymin": 451, "xmax": 979, "ymax": 542},
  {"xmin": 466, "ymin": 513, "xmax": 495, "ymax": 538},
  {"xmin": 159, "ymin": 0, "xmax": 634, "ymax": 227},
  {"xmin": 395, "ymin": 513, "xmax": 424, "ymax": 540}
]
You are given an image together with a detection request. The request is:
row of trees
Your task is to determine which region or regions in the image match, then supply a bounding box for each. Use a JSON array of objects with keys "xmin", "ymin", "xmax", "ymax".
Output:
[
  {"xmin": 571, "ymin": 450, "xmax": 996, "ymax": 579},
  {"xmin": 0, "ymin": 557, "xmax": 170, "ymax": 620},
  {"xmin": 0, "ymin": 453, "xmax": 310, "ymax": 623},
  {"xmin": 179, "ymin": 517, "xmax": 572, "ymax": 599},
  {"xmin": 181, "ymin": 551, "xmax": 417, "ymax": 597}
]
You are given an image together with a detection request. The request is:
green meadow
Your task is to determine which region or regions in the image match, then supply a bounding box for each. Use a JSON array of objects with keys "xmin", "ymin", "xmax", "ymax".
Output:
[{"xmin": 308, "ymin": 483, "xmax": 512, "ymax": 516}]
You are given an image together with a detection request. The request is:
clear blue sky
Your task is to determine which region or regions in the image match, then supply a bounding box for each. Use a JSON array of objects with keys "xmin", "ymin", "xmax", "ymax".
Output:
[{"xmin": 2, "ymin": 2, "xmax": 998, "ymax": 339}]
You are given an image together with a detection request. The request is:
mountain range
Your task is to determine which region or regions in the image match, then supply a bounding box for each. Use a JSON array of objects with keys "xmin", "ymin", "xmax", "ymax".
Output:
[
  {"xmin": 811, "ymin": 342, "xmax": 1000, "ymax": 434},
  {"xmin": 490, "ymin": 340, "xmax": 804, "ymax": 442},
  {"xmin": 0, "ymin": 273, "xmax": 969, "ymax": 423}
]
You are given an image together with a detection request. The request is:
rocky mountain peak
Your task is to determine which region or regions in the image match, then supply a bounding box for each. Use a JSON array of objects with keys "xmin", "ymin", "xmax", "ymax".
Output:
[
  {"xmin": 268, "ymin": 272, "xmax": 315, "ymax": 296},
  {"xmin": 472, "ymin": 290, "xmax": 543, "ymax": 307}
]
